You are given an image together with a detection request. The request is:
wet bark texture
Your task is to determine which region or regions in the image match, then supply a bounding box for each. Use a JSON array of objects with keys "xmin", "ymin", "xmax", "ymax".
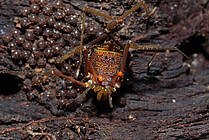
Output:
[{"xmin": 0, "ymin": 0, "xmax": 209, "ymax": 139}]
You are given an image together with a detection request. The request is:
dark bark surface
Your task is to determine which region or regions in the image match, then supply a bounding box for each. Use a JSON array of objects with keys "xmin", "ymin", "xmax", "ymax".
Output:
[{"xmin": 0, "ymin": 0, "xmax": 208, "ymax": 139}]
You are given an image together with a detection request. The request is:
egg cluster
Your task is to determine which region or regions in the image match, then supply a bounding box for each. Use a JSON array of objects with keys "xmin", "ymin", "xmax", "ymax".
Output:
[
  {"xmin": 2, "ymin": 0, "xmax": 82, "ymax": 67},
  {"xmin": 1, "ymin": 0, "xmax": 91, "ymax": 112}
]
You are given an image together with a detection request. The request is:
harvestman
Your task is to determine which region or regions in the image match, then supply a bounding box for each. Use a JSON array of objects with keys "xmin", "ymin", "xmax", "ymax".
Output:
[{"xmin": 0, "ymin": 1, "xmax": 188, "ymax": 108}]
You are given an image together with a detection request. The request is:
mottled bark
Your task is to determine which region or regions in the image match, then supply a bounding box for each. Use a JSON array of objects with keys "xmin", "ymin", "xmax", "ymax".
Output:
[{"xmin": 0, "ymin": 0, "xmax": 208, "ymax": 139}]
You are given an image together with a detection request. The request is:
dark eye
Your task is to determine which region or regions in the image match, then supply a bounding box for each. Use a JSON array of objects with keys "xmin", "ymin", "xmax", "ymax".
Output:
[{"xmin": 103, "ymin": 56, "xmax": 109, "ymax": 62}]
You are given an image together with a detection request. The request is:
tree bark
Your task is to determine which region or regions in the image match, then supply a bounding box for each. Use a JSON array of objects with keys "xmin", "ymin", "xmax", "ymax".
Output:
[{"xmin": 0, "ymin": 0, "xmax": 208, "ymax": 139}]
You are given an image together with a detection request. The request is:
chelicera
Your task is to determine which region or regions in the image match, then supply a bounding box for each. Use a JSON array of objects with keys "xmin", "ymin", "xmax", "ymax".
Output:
[{"xmin": 1, "ymin": 1, "xmax": 187, "ymax": 108}]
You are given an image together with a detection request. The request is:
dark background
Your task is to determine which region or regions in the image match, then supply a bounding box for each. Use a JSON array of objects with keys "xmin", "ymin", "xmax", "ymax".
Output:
[{"xmin": 0, "ymin": 0, "xmax": 208, "ymax": 139}]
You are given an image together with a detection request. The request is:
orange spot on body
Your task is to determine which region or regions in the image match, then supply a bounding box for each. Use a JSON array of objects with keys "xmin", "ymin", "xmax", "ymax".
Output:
[
  {"xmin": 118, "ymin": 19, "xmax": 123, "ymax": 22},
  {"xmin": 118, "ymin": 71, "xmax": 123, "ymax": 77},
  {"xmin": 98, "ymin": 75, "xmax": 103, "ymax": 82}
]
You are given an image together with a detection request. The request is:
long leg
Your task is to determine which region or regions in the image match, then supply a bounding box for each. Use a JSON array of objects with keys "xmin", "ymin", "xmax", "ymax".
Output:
[
  {"xmin": 57, "ymin": 1, "xmax": 157, "ymax": 64},
  {"xmin": 130, "ymin": 41, "xmax": 188, "ymax": 69},
  {"xmin": 56, "ymin": 45, "xmax": 85, "ymax": 64},
  {"xmin": 147, "ymin": 51, "xmax": 157, "ymax": 70},
  {"xmin": 83, "ymin": 1, "xmax": 157, "ymax": 22},
  {"xmin": 84, "ymin": 50, "xmax": 89, "ymax": 77},
  {"xmin": 56, "ymin": 34, "xmax": 109, "ymax": 64},
  {"xmin": 52, "ymin": 71, "xmax": 87, "ymax": 87},
  {"xmin": 130, "ymin": 41, "xmax": 188, "ymax": 58},
  {"xmin": 83, "ymin": 5, "xmax": 118, "ymax": 33},
  {"xmin": 57, "ymin": 6, "xmax": 86, "ymax": 64},
  {"xmin": 1, "ymin": 69, "xmax": 96, "ymax": 108},
  {"xmin": 83, "ymin": 5, "xmax": 114, "ymax": 20},
  {"xmin": 0, "ymin": 70, "xmax": 87, "ymax": 87},
  {"xmin": 56, "ymin": 3, "xmax": 111, "ymax": 64},
  {"xmin": 75, "ymin": 8, "xmax": 86, "ymax": 78},
  {"xmin": 83, "ymin": 1, "xmax": 157, "ymax": 33},
  {"xmin": 118, "ymin": 0, "xmax": 157, "ymax": 20}
]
